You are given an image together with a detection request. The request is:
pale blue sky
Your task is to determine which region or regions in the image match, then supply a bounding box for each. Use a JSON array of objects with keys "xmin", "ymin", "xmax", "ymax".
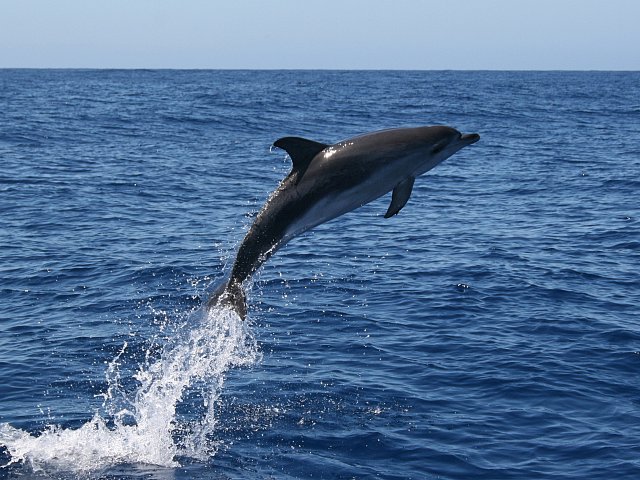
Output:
[{"xmin": 1, "ymin": 0, "xmax": 639, "ymax": 70}]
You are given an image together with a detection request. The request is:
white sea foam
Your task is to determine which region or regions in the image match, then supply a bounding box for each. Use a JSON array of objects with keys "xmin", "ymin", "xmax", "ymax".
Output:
[{"xmin": 0, "ymin": 305, "xmax": 259, "ymax": 473}]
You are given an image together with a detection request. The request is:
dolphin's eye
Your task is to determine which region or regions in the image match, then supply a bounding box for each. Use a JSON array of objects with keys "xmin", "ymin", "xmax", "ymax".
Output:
[{"xmin": 432, "ymin": 144, "xmax": 445, "ymax": 154}]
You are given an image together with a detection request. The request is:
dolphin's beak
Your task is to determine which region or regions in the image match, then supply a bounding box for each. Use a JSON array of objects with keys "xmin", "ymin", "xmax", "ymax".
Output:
[{"xmin": 460, "ymin": 133, "xmax": 480, "ymax": 145}]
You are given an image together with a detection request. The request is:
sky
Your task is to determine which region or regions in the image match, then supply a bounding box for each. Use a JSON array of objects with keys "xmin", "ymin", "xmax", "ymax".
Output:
[{"xmin": 1, "ymin": 0, "xmax": 639, "ymax": 70}]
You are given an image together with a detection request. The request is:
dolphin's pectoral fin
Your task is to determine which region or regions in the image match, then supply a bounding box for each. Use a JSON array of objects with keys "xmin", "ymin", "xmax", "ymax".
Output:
[
  {"xmin": 384, "ymin": 176, "xmax": 416, "ymax": 218},
  {"xmin": 273, "ymin": 137, "xmax": 328, "ymax": 180}
]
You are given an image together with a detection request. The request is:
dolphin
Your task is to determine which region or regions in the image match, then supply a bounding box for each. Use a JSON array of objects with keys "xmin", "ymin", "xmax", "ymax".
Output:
[{"xmin": 207, "ymin": 125, "xmax": 480, "ymax": 318}]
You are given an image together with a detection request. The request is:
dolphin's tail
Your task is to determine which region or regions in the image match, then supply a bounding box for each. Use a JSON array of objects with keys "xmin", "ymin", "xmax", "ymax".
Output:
[{"xmin": 206, "ymin": 279, "xmax": 247, "ymax": 320}]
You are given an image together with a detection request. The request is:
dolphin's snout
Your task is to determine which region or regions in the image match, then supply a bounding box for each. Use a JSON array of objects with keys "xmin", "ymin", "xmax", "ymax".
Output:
[{"xmin": 461, "ymin": 133, "xmax": 480, "ymax": 145}]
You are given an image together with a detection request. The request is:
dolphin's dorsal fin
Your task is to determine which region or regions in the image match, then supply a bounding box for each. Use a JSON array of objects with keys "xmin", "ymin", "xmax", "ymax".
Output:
[
  {"xmin": 384, "ymin": 176, "xmax": 416, "ymax": 218},
  {"xmin": 273, "ymin": 137, "xmax": 328, "ymax": 179}
]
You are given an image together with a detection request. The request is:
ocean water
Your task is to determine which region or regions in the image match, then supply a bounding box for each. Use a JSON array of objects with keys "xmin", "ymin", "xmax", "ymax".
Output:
[{"xmin": 0, "ymin": 69, "xmax": 638, "ymax": 479}]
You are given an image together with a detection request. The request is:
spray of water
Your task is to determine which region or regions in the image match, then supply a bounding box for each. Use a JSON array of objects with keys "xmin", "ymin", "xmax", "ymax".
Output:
[{"xmin": 0, "ymin": 305, "xmax": 259, "ymax": 473}]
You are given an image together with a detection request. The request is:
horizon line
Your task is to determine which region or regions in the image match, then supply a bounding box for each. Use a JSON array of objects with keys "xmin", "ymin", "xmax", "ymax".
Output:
[{"xmin": 2, "ymin": 67, "xmax": 639, "ymax": 73}]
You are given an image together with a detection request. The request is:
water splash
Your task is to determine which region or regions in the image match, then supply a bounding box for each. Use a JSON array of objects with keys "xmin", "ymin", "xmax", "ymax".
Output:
[{"xmin": 0, "ymin": 305, "xmax": 259, "ymax": 473}]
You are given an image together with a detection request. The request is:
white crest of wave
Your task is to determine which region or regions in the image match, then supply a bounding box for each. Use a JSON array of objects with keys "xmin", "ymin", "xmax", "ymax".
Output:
[{"xmin": 0, "ymin": 305, "xmax": 259, "ymax": 473}]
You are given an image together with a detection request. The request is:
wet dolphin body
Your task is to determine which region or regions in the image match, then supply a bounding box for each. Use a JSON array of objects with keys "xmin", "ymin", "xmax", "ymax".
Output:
[{"xmin": 208, "ymin": 126, "xmax": 480, "ymax": 318}]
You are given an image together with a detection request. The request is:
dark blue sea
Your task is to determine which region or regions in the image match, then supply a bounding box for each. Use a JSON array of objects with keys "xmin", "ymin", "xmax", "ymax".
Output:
[{"xmin": 0, "ymin": 70, "xmax": 639, "ymax": 479}]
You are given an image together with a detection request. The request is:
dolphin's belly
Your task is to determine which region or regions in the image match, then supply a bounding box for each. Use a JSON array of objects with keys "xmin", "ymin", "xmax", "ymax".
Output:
[{"xmin": 283, "ymin": 179, "xmax": 393, "ymax": 242}]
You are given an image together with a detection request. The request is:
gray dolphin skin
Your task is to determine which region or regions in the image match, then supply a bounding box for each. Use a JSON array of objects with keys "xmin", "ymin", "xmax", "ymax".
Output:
[{"xmin": 207, "ymin": 125, "xmax": 480, "ymax": 318}]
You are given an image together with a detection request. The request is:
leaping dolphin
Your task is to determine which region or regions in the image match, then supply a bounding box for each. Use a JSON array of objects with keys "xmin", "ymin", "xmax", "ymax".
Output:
[{"xmin": 207, "ymin": 125, "xmax": 480, "ymax": 318}]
